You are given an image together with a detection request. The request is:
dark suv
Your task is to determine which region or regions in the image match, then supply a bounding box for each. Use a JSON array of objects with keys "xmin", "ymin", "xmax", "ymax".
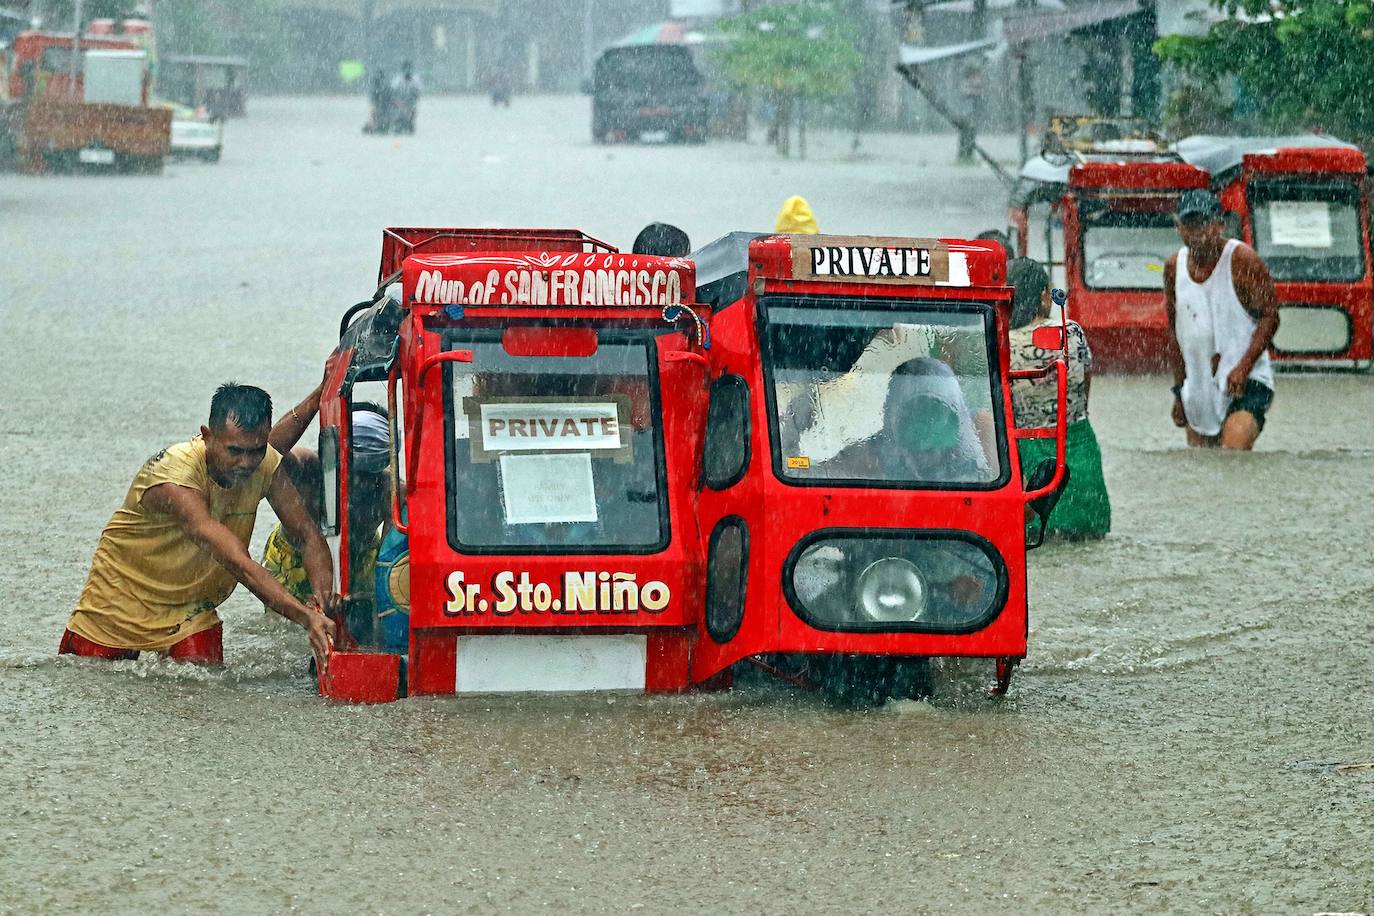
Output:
[{"xmin": 591, "ymin": 45, "xmax": 708, "ymax": 144}]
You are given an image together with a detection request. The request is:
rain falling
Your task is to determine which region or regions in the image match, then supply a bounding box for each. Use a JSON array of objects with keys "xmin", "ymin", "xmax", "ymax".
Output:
[{"xmin": 1, "ymin": 0, "xmax": 1371, "ymax": 912}]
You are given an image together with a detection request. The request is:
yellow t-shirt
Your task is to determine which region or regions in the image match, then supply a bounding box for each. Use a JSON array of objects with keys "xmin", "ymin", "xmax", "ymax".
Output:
[{"xmin": 67, "ymin": 436, "xmax": 282, "ymax": 651}]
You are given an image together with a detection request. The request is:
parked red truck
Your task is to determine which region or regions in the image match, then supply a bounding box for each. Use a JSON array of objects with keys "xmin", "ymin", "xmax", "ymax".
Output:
[{"xmin": 0, "ymin": 30, "xmax": 170, "ymax": 173}]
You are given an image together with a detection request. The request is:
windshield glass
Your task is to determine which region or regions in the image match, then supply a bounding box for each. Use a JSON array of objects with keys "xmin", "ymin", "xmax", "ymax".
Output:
[
  {"xmin": 1251, "ymin": 181, "xmax": 1365, "ymax": 282},
  {"xmin": 595, "ymin": 48, "xmax": 702, "ymax": 93},
  {"xmin": 445, "ymin": 335, "xmax": 666, "ymax": 553},
  {"xmin": 764, "ymin": 298, "xmax": 1003, "ymax": 488},
  {"xmin": 1080, "ymin": 208, "xmax": 1178, "ymax": 289}
]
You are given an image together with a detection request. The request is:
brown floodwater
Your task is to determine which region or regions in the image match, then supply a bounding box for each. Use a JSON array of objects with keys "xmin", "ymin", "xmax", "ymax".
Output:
[{"xmin": 1, "ymin": 97, "xmax": 1370, "ymax": 913}]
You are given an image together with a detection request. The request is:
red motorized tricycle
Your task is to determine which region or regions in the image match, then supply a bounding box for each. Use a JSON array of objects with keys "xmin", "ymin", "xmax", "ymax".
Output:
[
  {"xmin": 316, "ymin": 228, "xmax": 1068, "ymax": 705},
  {"xmin": 1010, "ymin": 118, "xmax": 1210, "ymax": 371}
]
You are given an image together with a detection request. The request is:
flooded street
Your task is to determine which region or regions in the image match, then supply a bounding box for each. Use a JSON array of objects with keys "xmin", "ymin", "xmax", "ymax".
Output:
[{"xmin": 2, "ymin": 96, "xmax": 1371, "ymax": 913}]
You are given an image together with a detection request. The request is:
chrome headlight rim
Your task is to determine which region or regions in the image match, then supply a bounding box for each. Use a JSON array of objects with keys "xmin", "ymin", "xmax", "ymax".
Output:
[{"xmin": 854, "ymin": 557, "xmax": 929, "ymax": 623}]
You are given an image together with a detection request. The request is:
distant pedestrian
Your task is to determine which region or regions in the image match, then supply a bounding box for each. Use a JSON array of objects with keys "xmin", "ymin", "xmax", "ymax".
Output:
[
  {"xmin": 489, "ymin": 68, "xmax": 513, "ymax": 107},
  {"xmin": 775, "ymin": 196, "xmax": 819, "ymax": 234},
  {"xmin": 390, "ymin": 61, "xmax": 422, "ymax": 134},
  {"xmin": 364, "ymin": 69, "xmax": 391, "ymax": 134},
  {"xmin": 1008, "ymin": 258, "xmax": 1111, "ymax": 539},
  {"xmin": 1164, "ymin": 190, "xmax": 1279, "ymax": 450},
  {"xmin": 957, "ymin": 63, "xmax": 985, "ymax": 163},
  {"xmin": 632, "ymin": 222, "xmax": 691, "ymax": 257}
]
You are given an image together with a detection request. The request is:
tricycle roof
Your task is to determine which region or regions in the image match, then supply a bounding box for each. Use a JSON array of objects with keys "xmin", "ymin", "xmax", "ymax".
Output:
[
  {"xmin": 401, "ymin": 249, "xmax": 694, "ymax": 312},
  {"xmin": 693, "ymin": 232, "xmax": 1007, "ymax": 308},
  {"xmin": 1173, "ymin": 134, "xmax": 1365, "ymax": 182}
]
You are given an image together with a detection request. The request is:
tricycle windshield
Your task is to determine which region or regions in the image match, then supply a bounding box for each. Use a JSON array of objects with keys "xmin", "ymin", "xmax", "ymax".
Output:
[
  {"xmin": 1250, "ymin": 181, "xmax": 1365, "ymax": 282},
  {"xmin": 763, "ymin": 297, "xmax": 1003, "ymax": 488},
  {"xmin": 1080, "ymin": 208, "xmax": 1178, "ymax": 289},
  {"xmin": 443, "ymin": 333, "xmax": 667, "ymax": 553}
]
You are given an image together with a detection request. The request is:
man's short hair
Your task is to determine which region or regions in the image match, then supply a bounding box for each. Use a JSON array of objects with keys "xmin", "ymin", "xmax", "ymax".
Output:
[{"xmin": 208, "ymin": 383, "xmax": 272, "ymax": 431}]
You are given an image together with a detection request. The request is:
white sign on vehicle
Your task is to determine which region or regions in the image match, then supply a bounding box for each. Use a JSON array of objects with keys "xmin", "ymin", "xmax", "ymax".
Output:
[
  {"xmin": 500, "ymin": 452, "xmax": 598, "ymax": 525},
  {"xmin": 791, "ymin": 235, "xmax": 951, "ymax": 284},
  {"xmin": 639, "ymin": 130, "xmax": 670, "ymax": 143},
  {"xmin": 78, "ymin": 148, "xmax": 115, "ymax": 165},
  {"xmin": 480, "ymin": 402, "xmax": 621, "ymax": 452},
  {"xmin": 1268, "ymin": 201, "xmax": 1333, "ymax": 248}
]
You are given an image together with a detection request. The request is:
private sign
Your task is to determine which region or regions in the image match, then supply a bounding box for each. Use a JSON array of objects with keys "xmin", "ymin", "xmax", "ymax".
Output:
[{"xmin": 791, "ymin": 235, "xmax": 950, "ymax": 284}]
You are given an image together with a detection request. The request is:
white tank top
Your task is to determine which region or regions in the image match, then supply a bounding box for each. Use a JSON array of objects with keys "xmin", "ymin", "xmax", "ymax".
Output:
[{"xmin": 1173, "ymin": 239, "xmax": 1274, "ymax": 435}]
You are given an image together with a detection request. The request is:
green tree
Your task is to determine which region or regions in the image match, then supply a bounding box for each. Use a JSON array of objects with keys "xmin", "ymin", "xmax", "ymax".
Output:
[
  {"xmin": 1155, "ymin": 0, "xmax": 1374, "ymax": 143},
  {"xmin": 711, "ymin": 0, "xmax": 862, "ymax": 157}
]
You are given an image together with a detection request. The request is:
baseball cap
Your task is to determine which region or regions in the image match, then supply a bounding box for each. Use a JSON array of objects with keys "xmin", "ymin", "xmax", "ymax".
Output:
[{"xmin": 1177, "ymin": 189, "xmax": 1222, "ymax": 220}]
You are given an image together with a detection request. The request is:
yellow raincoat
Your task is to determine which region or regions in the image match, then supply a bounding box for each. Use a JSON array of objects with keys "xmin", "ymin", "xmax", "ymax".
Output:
[{"xmin": 775, "ymin": 196, "xmax": 819, "ymax": 234}]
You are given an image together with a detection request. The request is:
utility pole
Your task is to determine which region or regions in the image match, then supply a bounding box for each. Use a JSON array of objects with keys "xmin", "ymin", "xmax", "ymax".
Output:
[
  {"xmin": 362, "ymin": 0, "xmax": 376, "ymax": 78},
  {"xmin": 583, "ymin": 0, "xmax": 595, "ymax": 83},
  {"xmin": 971, "ymin": 0, "xmax": 987, "ymax": 41},
  {"xmin": 69, "ymin": 0, "xmax": 83, "ymax": 100}
]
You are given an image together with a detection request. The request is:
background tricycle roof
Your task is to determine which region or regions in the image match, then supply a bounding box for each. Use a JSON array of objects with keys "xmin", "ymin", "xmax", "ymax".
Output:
[{"xmin": 1172, "ymin": 134, "xmax": 1361, "ymax": 179}]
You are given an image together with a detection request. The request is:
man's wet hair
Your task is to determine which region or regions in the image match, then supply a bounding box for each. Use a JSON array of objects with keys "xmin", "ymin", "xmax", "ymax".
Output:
[
  {"xmin": 352, "ymin": 400, "xmax": 389, "ymax": 419},
  {"xmin": 1007, "ymin": 257, "xmax": 1051, "ymax": 329},
  {"xmin": 208, "ymin": 383, "xmax": 272, "ymax": 431},
  {"xmin": 633, "ymin": 222, "xmax": 691, "ymax": 257}
]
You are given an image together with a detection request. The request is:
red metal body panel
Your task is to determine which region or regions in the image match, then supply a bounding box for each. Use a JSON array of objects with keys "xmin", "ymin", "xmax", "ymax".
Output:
[
  {"xmin": 1070, "ymin": 160, "xmax": 1209, "ymax": 192},
  {"xmin": 391, "ymin": 242, "xmax": 705, "ymax": 694},
  {"xmin": 1224, "ymin": 148, "xmax": 1373, "ymax": 366},
  {"xmin": 1062, "ymin": 162, "xmax": 1209, "ymax": 372},
  {"xmin": 689, "ymin": 237, "xmax": 1030, "ymax": 679}
]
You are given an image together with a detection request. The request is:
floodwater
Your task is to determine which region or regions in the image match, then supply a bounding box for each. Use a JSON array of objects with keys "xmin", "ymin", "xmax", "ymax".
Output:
[{"xmin": 2, "ymin": 97, "xmax": 1371, "ymax": 913}]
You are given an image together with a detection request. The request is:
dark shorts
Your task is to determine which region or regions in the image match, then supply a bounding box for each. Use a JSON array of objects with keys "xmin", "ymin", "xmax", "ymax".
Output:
[{"xmin": 1226, "ymin": 380, "xmax": 1274, "ymax": 430}]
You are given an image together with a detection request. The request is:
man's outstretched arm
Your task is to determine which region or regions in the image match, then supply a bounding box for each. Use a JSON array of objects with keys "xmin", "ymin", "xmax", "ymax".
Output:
[
  {"xmin": 266, "ymin": 471, "xmax": 338, "ymax": 616},
  {"xmin": 1229, "ymin": 246, "xmax": 1280, "ymax": 397},
  {"xmin": 143, "ymin": 483, "xmax": 336, "ymax": 667},
  {"xmin": 1162, "ymin": 255, "xmax": 1187, "ymax": 428}
]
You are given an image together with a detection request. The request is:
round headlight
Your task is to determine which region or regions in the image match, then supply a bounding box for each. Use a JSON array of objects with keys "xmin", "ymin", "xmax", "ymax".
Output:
[{"xmin": 855, "ymin": 557, "xmax": 928, "ymax": 623}]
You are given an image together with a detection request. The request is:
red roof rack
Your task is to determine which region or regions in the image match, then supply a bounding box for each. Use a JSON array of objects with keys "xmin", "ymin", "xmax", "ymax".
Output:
[{"xmin": 378, "ymin": 228, "xmax": 618, "ymax": 285}]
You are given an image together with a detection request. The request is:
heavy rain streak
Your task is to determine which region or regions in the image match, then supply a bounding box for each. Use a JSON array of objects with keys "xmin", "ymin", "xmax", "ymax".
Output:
[{"xmin": 2, "ymin": 0, "xmax": 1372, "ymax": 912}]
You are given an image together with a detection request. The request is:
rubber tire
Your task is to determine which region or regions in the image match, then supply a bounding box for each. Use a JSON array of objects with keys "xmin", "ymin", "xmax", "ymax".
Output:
[{"xmin": 814, "ymin": 655, "xmax": 934, "ymax": 708}]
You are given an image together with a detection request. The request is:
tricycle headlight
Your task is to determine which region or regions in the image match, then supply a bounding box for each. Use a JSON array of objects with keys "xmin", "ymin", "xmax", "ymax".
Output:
[
  {"xmin": 786, "ymin": 531, "xmax": 1005, "ymax": 633},
  {"xmin": 855, "ymin": 557, "xmax": 928, "ymax": 623}
]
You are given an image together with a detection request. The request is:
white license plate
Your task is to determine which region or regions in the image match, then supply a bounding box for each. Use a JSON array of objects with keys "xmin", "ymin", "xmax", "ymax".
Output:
[
  {"xmin": 78, "ymin": 148, "xmax": 115, "ymax": 165},
  {"xmin": 455, "ymin": 635, "xmax": 647, "ymax": 694},
  {"xmin": 639, "ymin": 130, "xmax": 669, "ymax": 143}
]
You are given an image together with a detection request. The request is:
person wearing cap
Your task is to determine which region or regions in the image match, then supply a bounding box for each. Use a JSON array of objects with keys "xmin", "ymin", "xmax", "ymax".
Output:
[
  {"xmin": 1007, "ymin": 258, "xmax": 1111, "ymax": 539},
  {"xmin": 632, "ymin": 222, "xmax": 691, "ymax": 257},
  {"xmin": 1164, "ymin": 189, "xmax": 1279, "ymax": 449},
  {"xmin": 60, "ymin": 384, "xmax": 337, "ymax": 669}
]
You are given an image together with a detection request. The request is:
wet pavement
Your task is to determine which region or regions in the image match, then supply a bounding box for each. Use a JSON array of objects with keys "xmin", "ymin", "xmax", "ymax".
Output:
[{"xmin": 1, "ymin": 96, "xmax": 1371, "ymax": 913}]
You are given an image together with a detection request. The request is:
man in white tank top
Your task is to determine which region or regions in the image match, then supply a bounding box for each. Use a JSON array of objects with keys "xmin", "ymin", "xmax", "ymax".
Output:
[{"xmin": 1163, "ymin": 189, "xmax": 1280, "ymax": 450}]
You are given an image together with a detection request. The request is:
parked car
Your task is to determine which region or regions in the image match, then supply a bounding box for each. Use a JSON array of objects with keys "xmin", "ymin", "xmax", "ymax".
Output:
[
  {"xmin": 157, "ymin": 100, "xmax": 222, "ymax": 162},
  {"xmin": 590, "ymin": 44, "xmax": 707, "ymax": 144}
]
